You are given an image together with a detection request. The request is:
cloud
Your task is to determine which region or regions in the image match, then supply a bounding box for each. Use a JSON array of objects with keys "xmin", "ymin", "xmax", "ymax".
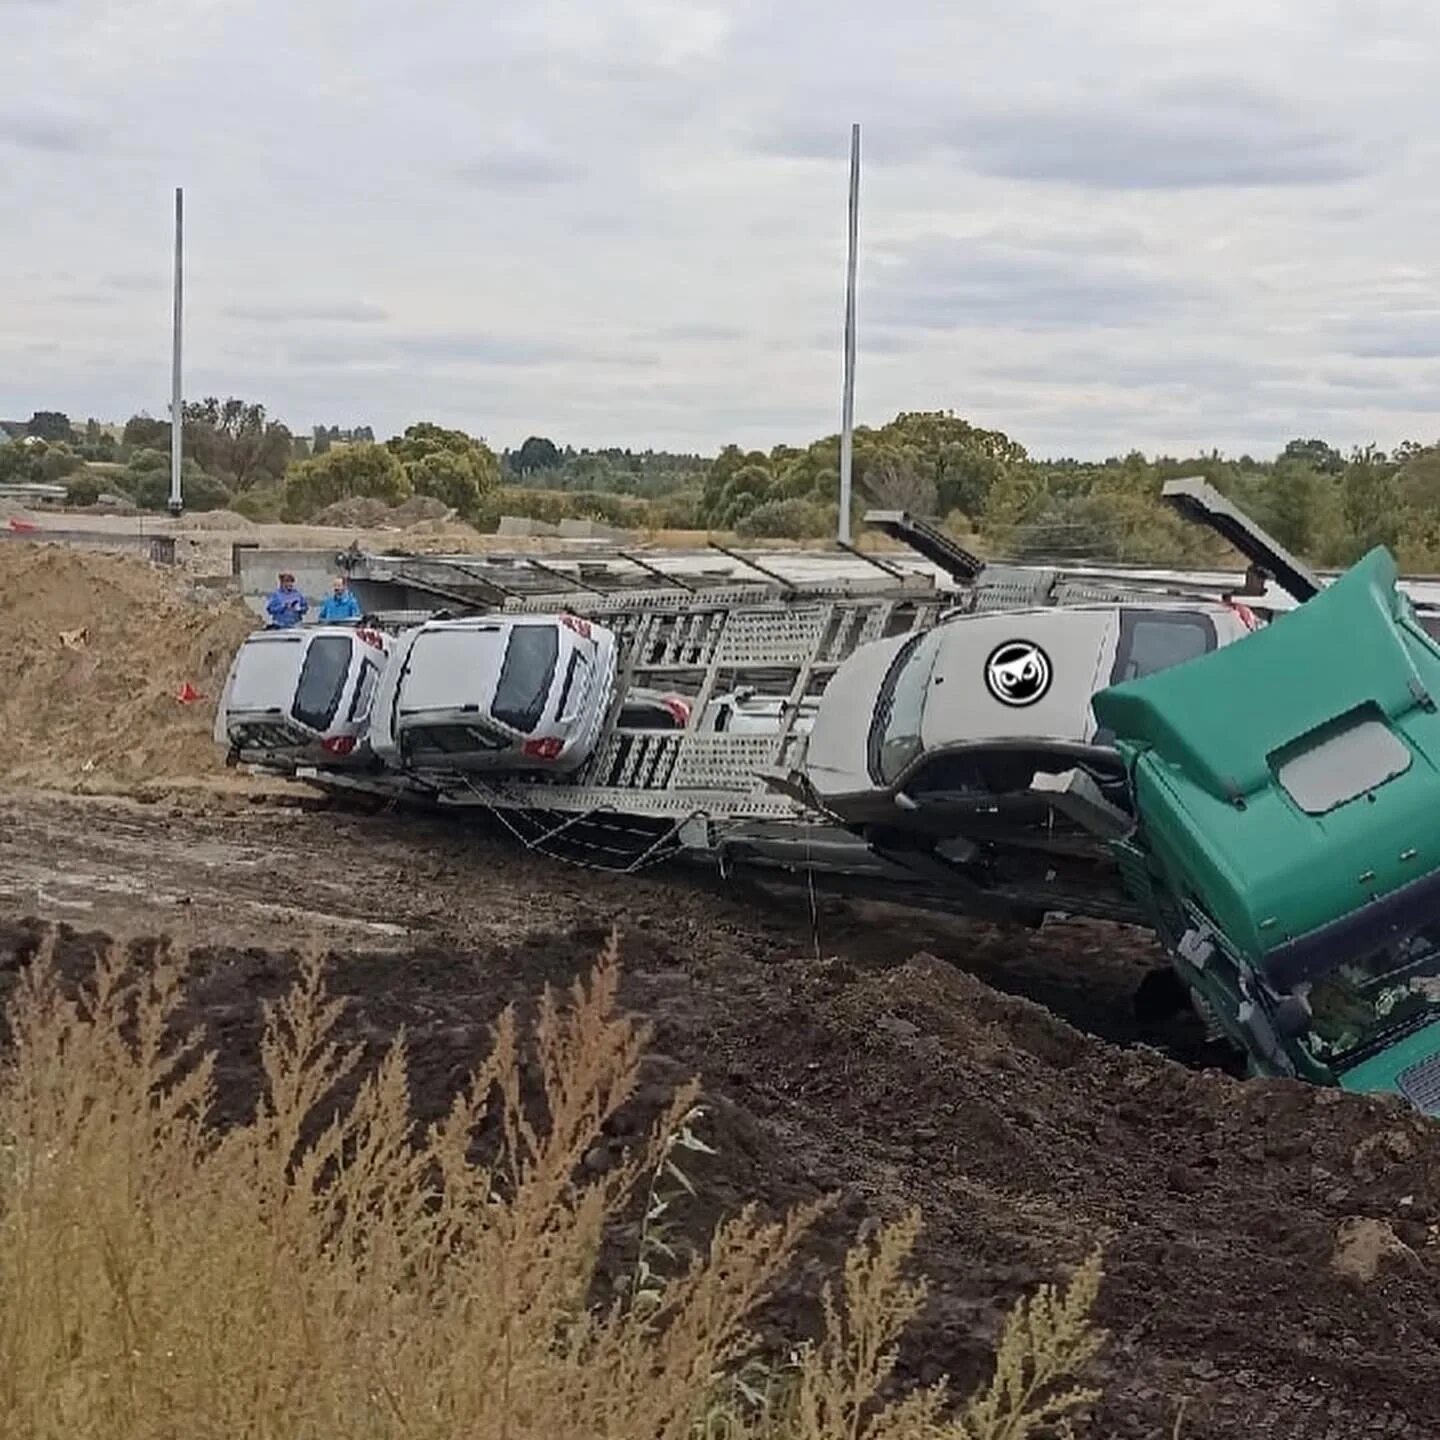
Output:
[
  {"xmin": 645, "ymin": 322, "xmax": 746, "ymax": 342},
  {"xmin": 282, "ymin": 330, "xmax": 616, "ymax": 370},
  {"xmin": 390, "ymin": 331, "xmax": 580, "ymax": 365},
  {"xmin": 754, "ymin": 82, "xmax": 1373, "ymax": 190},
  {"xmin": 865, "ymin": 234, "xmax": 1194, "ymax": 333},
  {"xmin": 456, "ymin": 149, "xmax": 584, "ymax": 190},
  {"xmin": 962, "ymin": 92, "xmax": 1369, "ymax": 189},
  {"xmin": 0, "ymin": 109, "xmax": 98, "ymax": 153},
  {"xmin": 223, "ymin": 301, "xmax": 390, "ymax": 325},
  {"xmin": 4, "ymin": 0, "xmax": 1440, "ymax": 457},
  {"xmin": 1336, "ymin": 314, "xmax": 1440, "ymax": 358},
  {"xmin": 104, "ymin": 271, "xmax": 166, "ymax": 293}
]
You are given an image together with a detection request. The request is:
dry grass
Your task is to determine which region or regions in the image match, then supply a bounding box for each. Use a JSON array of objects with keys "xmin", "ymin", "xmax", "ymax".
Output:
[{"xmin": 0, "ymin": 931, "xmax": 1106, "ymax": 1438}]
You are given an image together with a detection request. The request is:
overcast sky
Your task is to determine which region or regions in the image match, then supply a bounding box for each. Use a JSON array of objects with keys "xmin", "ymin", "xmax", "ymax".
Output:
[{"xmin": 4, "ymin": 0, "xmax": 1440, "ymax": 459}]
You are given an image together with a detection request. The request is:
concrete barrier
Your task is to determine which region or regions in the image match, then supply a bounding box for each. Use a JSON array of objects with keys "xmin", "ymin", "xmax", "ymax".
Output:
[
  {"xmin": 497, "ymin": 515, "xmax": 559, "ymax": 537},
  {"xmin": 557, "ymin": 517, "xmax": 625, "ymax": 540}
]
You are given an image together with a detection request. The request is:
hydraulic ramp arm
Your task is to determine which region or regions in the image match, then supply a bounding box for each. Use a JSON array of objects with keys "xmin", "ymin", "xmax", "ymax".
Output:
[{"xmin": 1159, "ymin": 476, "xmax": 1323, "ymax": 603}]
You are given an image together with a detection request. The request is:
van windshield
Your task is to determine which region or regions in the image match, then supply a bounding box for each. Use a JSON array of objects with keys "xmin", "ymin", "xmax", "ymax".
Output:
[
  {"xmin": 292, "ymin": 635, "xmax": 352, "ymax": 731},
  {"xmin": 1301, "ymin": 930, "xmax": 1440, "ymax": 1066},
  {"xmin": 492, "ymin": 625, "xmax": 560, "ymax": 733},
  {"xmin": 867, "ymin": 632, "xmax": 942, "ymax": 786}
]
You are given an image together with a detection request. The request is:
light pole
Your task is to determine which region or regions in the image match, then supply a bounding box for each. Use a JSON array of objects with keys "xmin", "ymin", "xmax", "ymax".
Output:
[
  {"xmin": 168, "ymin": 186, "xmax": 184, "ymax": 516},
  {"xmin": 837, "ymin": 123, "xmax": 860, "ymax": 545}
]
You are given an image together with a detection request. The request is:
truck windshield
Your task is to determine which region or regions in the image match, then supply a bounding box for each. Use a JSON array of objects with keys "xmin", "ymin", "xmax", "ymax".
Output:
[
  {"xmin": 1301, "ymin": 930, "xmax": 1440, "ymax": 1065},
  {"xmin": 868, "ymin": 631, "xmax": 942, "ymax": 786}
]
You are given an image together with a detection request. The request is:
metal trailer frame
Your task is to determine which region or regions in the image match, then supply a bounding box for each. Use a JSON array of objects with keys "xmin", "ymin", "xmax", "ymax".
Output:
[{"xmin": 255, "ymin": 487, "xmax": 1326, "ymax": 904}]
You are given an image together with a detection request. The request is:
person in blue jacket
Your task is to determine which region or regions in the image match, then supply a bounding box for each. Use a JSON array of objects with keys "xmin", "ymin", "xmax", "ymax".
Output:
[
  {"xmin": 265, "ymin": 572, "xmax": 308, "ymax": 629},
  {"xmin": 317, "ymin": 575, "xmax": 363, "ymax": 623}
]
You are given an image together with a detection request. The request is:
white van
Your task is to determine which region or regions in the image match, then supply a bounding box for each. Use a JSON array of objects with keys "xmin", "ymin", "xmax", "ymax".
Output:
[
  {"xmin": 215, "ymin": 625, "xmax": 393, "ymax": 768},
  {"xmin": 370, "ymin": 613, "xmax": 618, "ymax": 776}
]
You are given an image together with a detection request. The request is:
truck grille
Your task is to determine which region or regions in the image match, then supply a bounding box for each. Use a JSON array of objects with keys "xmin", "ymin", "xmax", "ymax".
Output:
[{"xmin": 1395, "ymin": 1052, "xmax": 1440, "ymax": 1115}]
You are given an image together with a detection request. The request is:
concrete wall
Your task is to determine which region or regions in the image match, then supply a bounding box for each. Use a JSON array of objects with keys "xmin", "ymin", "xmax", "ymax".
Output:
[
  {"xmin": 497, "ymin": 515, "xmax": 558, "ymax": 537},
  {"xmin": 0, "ymin": 530, "xmax": 176, "ymax": 564},
  {"xmin": 557, "ymin": 517, "xmax": 625, "ymax": 540},
  {"xmin": 235, "ymin": 546, "xmax": 354, "ymax": 618}
]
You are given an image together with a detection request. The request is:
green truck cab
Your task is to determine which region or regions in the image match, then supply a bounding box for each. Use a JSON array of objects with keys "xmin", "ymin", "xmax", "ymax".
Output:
[{"xmin": 1093, "ymin": 548, "xmax": 1440, "ymax": 1111}]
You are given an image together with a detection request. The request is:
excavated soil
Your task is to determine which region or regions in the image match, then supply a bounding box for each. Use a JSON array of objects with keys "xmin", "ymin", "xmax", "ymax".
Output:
[
  {"xmin": 3, "ymin": 551, "xmax": 1440, "ymax": 1436},
  {"xmin": 0, "ymin": 545, "xmax": 255, "ymax": 792},
  {"xmin": 0, "ymin": 791, "xmax": 1438, "ymax": 1439}
]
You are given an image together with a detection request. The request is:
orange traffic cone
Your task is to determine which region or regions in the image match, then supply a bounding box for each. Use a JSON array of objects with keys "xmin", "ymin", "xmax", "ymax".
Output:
[{"xmin": 176, "ymin": 682, "xmax": 203, "ymax": 704}]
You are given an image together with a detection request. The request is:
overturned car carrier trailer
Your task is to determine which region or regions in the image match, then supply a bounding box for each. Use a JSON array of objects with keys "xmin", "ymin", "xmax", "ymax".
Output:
[{"xmin": 217, "ymin": 482, "xmax": 1440, "ymax": 1113}]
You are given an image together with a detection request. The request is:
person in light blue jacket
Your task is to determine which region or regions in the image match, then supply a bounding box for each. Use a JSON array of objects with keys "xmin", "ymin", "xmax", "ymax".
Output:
[
  {"xmin": 317, "ymin": 575, "xmax": 363, "ymax": 623},
  {"xmin": 265, "ymin": 572, "xmax": 308, "ymax": 629}
]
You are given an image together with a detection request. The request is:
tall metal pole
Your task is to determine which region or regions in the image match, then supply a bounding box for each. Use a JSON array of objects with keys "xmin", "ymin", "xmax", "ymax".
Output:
[
  {"xmin": 837, "ymin": 123, "xmax": 860, "ymax": 545},
  {"xmin": 168, "ymin": 186, "xmax": 184, "ymax": 516}
]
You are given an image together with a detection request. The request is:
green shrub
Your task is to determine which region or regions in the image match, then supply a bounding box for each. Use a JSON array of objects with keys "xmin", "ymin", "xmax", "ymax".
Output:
[
  {"xmin": 65, "ymin": 474, "xmax": 102, "ymax": 507},
  {"xmin": 494, "ymin": 487, "xmax": 573, "ymax": 525},
  {"xmin": 128, "ymin": 463, "xmax": 230, "ymax": 512},
  {"xmin": 386, "ymin": 423, "xmax": 500, "ymax": 520},
  {"xmin": 38, "ymin": 447, "xmax": 83, "ymax": 483},
  {"xmin": 567, "ymin": 491, "xmax": 647, "ymax": 528},
  {"xmin": 736, "ymin": 498, "xmax": 835, "ymax": 540},
  {"xmin": 283, "ymin": 443, "xmax": 410, "ymax": 521},
  {"xmin": 232, "ymin": 486, "xmax": 285, "ymax": 523},
  {"xmin": 645, "ymin": 489, "xmax": 702, "ymax": 530}
]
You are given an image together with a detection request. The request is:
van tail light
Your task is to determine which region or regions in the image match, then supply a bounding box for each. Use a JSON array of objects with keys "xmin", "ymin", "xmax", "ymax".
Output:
[
  {"xmin": 523, "ymin": 737, "xmax": 565, "ymax": 761},
  {"xmin": 559, "ymin": 613, "xmax": 593, "ymax": 640},
  {"xmin": 1223, "ymin": 600, "xmax": 1259, "ymax": 631},
  {"xmin": 321, "ymin": 735, "xmax": 357, "ymax": 757}
]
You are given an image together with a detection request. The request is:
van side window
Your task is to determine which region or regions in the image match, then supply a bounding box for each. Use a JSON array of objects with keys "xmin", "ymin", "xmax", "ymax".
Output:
[
  {"xmin": 555, "ymin": 651, "xmax": 588, "ymax": 720},
  {"xmin": 347, "ymin": 659, "xmax": 381, "ymax": 725},
  {"xmin": 1111, "ymin": 611, "xmax": 1216, "ymax": 684}
]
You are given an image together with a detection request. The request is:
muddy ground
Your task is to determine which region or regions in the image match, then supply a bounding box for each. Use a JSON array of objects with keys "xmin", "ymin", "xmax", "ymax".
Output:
[{"xmin": 2, "ymin": 788, "xmax": 1438, "ymax": 1439}]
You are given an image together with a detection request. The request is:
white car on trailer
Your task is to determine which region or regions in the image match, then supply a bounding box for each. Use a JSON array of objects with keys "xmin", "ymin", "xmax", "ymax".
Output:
[{"xmin": 370, "ymin": 613, "xmax": 618, "ymax": 776}]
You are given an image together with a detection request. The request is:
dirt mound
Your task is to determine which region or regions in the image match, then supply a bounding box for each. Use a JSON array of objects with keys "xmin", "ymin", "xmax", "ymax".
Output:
[
  {"xmin": 390, "ymin": 494, "xmax": 453, "ymax": 524},
  {"xmin": 309, "ymin": 496, "xmax": 456, "ymax": 530},
  {"xmin": 311, "ymin": 497, "xmax": 394, "ymax": 528},
  {"xmin": 0, "ymin": 546, "xmax": 255, "ymax": 790},
  {"xmin": 3, "ymin": 787, "xmax": 1438, "ymax": 1440},
  {"xmin": 177, "ymin": 509, "xmax": 258, "ymax": 532}
]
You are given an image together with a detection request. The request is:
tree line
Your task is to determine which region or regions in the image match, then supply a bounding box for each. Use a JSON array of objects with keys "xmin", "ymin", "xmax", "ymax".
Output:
[{"xmin": 4, "ymin": 404, "xmax": 1439, "ymax": 567}]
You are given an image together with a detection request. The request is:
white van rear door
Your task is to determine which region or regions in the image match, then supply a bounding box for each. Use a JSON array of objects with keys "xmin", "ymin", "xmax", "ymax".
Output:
[
  {"xmin": 399, "ymin": 626, "xmax": 506, "ymax": 714},
  {"xmin": 228, "ymin": 634, "xmax": 307, "ymax": 714}
]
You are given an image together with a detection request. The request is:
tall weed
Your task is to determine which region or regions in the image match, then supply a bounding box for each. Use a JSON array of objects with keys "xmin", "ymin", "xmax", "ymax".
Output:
[{"xmin": 0, "ymin": 931, "xmax": 1105, "ymax": 1438}]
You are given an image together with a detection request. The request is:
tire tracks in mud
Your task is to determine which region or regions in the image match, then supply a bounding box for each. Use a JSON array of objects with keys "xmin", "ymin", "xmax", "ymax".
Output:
[{"xmin": 3, "ymin": 788, "xmax": 1440, "ymax": 1437}]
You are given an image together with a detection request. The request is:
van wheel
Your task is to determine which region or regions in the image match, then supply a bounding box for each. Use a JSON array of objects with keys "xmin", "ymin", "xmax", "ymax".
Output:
[{"xmin": 1134, "ymin": 965, "xmax": 1189, "ymax": 1024}]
